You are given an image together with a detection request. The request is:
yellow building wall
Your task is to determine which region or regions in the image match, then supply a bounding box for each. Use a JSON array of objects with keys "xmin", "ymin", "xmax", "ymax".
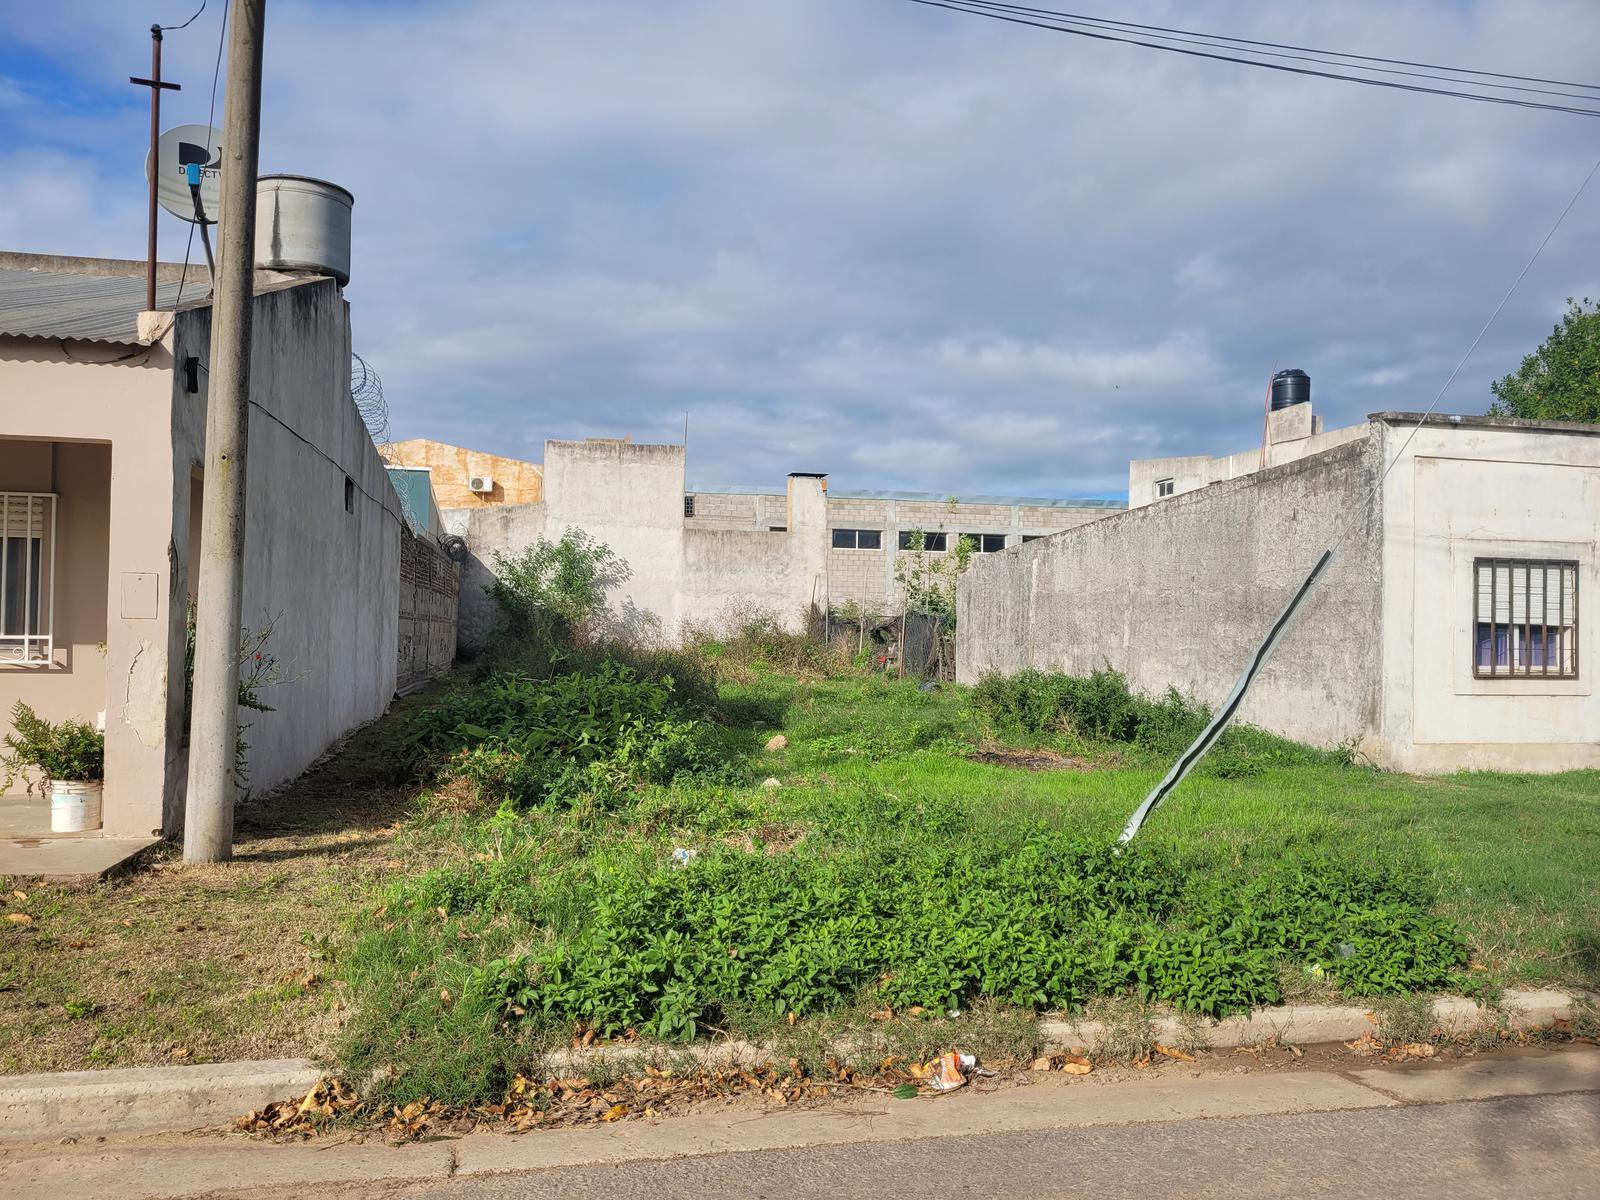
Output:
[{"xmin": 380, "ymin": 439, "xmax": 545, "ymax": 508}]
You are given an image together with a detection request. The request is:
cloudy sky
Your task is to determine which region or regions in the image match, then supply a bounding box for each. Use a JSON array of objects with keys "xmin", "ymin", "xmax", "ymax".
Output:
[{"xmin": 4, "ymin": 1, "xmax": 1599, "ymax": 498}]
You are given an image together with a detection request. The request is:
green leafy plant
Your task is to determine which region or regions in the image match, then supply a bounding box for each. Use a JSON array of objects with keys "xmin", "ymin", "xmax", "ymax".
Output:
[
  {"xmin": 894, "ymin": 528, "xmax": 975, "ymax": 625},
  {"xmin": 1, "ymin": 701, "xmax": 104, "ymax": 790},
  {"xmin": 400, "ymin": 663, "xmax": 713, "ymax": 808},
  {"xmin": 488, "ymin": 529, "xmax": 630, "ymax": 643},
  {"xmin": 182, "ymin": 603, "xmax": 283, "ymax": 788}
]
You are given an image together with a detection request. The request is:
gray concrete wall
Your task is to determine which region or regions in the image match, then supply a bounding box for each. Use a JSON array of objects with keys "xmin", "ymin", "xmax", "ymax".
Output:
[
  {"xmin": 958, "ymin": 433, "xmax": 1385, "ymax": 751},
  {"xmin": 168, "ymin": 279, "xmax": 402, "ymax": 812},
  {"xmin": 441, "ymin": 501, "xmax": 548, "ymax": 650}
]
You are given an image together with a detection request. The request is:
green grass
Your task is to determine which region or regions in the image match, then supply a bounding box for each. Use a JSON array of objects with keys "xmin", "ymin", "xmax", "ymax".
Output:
[
  {"xmin": 329, "ymin": 666, "xmax": 1597, "ymax": 1104},
  {"xmin": 6, "ymin": 662, "xmax": 1595, "ymax": 1096},
  {"xmin": 758, "ymin": 672, "xmax": 1599, "ymax": 988}
]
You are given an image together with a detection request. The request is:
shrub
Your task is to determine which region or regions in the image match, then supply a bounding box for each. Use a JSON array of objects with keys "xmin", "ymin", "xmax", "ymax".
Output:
[
  {"xmin": 487, "ymin": 529, "xmax": 629, "ymax": 643},
  {"xmin": 1, "ymin": 701, "xmax": 103, "ymax": 788},
  {"xmin": 971, "ymin": 667, "xmax": 1331, "ymax": 769}
]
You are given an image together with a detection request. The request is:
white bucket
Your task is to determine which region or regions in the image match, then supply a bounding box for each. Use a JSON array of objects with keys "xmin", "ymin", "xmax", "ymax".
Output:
[{"xmin": 50, "ymin": 780, "xmax": 103, "ymax": 834}]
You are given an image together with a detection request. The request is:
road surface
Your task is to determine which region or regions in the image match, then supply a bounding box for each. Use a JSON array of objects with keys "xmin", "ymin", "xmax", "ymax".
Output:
[{"xmin": 3, "ymin": 1044, "xmax": 1595, "ymax": 1199}]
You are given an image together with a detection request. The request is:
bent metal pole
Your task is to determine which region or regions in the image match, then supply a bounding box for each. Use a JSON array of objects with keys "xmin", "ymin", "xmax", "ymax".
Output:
[
  {"xmin": 1118, "ymin": 549, "xmax": 1334, "ymax": 845},
  {"xmin": 185, "ymin": 0, "xmax": 266, "ymax": 864}
]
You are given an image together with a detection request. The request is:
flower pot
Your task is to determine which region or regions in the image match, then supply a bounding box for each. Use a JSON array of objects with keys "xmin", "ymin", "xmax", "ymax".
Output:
[{"xmin": 50, "ymin": 779, "xmax": 103, "ymax": 833}]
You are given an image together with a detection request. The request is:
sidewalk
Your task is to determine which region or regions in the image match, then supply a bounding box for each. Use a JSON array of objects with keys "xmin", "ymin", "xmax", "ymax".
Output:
[{"xmin": 2, "ymin": 1044, "xmax": 1595, "ymax": 1200}]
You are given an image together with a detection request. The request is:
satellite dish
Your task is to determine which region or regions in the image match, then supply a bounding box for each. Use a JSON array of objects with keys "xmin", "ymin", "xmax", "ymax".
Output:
[{"xmin": 145, "ymin": 124, "xmax": 223, "ymax": 223}]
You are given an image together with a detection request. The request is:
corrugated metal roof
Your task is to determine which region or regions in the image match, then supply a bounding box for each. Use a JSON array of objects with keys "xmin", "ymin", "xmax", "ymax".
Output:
[
  {"xmin": 688, "ymin": 482, "xmax": 1125, "ymax": 509},
  {"xmin": 0, "ymin": 268, "xmax": 191, "ymax": 344}
]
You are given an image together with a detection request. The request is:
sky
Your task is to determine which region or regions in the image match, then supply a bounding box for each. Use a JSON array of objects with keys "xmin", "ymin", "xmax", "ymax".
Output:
[{"xmin": 3, "ymin": 1, "xmax": 1599, "ymax": 499}]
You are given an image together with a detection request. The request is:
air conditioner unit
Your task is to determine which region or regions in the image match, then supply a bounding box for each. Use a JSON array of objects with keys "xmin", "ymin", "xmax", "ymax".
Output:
[{"xmin": 468, "ymin": 474, "xmax": 494, "ymax": 494}]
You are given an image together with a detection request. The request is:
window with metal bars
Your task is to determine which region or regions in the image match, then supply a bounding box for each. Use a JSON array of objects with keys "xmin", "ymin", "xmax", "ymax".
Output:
[
  {"xmin": 0, "ymin": 493, "xmax": 56, "ymax": 666},
  {"xmin": 1473, "ymin": 558, "xmax": 1578, "ymax": 679}
]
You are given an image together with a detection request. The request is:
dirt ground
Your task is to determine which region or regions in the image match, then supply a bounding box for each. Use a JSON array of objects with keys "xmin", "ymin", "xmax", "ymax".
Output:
[{"xmin": 0, "ymin": 694, "xmax": 441, "ymax": 1075}]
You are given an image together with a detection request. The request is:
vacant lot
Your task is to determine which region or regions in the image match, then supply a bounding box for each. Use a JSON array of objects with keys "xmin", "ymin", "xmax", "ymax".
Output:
[{"xmin": 3, "ymin": 660, "xmax": 1595, "ymax": 1098}]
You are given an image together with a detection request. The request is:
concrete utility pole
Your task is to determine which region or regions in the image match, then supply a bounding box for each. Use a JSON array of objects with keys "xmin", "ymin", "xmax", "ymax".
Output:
[{"xmin": 185, "ymin": 0, "xmax": 267, "ymax": 865}]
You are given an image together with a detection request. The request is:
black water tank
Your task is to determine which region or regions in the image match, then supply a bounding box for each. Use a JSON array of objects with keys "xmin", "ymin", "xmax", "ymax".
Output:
[{"xmin": 1270, "ymin": 368, "xmax": 1311, "ymax": 411}]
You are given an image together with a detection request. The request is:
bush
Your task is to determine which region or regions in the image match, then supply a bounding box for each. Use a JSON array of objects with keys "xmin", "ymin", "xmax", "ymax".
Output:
[
  {"xmin": 399, "ymin": 663, "xmax": 713, "ymax": 808},
  {"xmin": 487, "ymin": 529, "xmax": 629, "ymax": 643},
  {"xmin": 973, "ymin": 667, "xmax": 1202, "ymax": 746},
  {"xmin": 1, "ymin": 701, "xmax": 103, "ymax": 788},
  {"xmin": 971, "ymin": 667, "xmax": 1332, "ymax": 768}
]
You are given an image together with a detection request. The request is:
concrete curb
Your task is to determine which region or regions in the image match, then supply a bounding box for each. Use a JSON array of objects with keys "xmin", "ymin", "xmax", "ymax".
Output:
[
  {"xmin": 1040, "ymin": 987, "xmax": 1586, "ymax": 1054},
  {"xmin": 0, "ymin": 989, "xmax": 1588, "ymax": 1144},
  {"xmin": 0, "ymin": 1058, "xmax": 322, "ymax": 1144}
]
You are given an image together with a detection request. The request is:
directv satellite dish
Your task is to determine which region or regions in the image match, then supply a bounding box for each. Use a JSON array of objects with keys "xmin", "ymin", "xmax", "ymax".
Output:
[{"xmin": 146, "ymin": 124, "xmax": 223, "ymax": 223}]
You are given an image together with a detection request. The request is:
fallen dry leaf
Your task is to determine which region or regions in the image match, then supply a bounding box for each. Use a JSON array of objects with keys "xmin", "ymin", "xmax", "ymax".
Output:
[
  {"xmin": 1029, "ymin": 1056, "xmax": 1054, "ymax": 1072},
  {"xmin": 1059, "ymin": 1062, "xmax": 1093, "ymax": 1075},
  {"xmin": 1154, "ymin": 1043, "xmax": 1195, "ymax": 1063},
  {"xmin": 600, "ymin": 1103, "xmax": 629, "ymax": 1121},
  {"xmin": 5, "ymin": 913, "xmax": 32, "ymax": 925},
  {"xmin": 11, "ymin": 889, "xmax": 26, "ymax": 902},
  {"xmin": 169, "ymin": 1046, "xmax": 192, "ymax": 1060}
]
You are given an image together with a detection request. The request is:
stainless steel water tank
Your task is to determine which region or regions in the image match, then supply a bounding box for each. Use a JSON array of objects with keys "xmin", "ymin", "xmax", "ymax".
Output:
[{"xmin": 254, "ymin": 174, "xmax": 354, "ymax": 285}]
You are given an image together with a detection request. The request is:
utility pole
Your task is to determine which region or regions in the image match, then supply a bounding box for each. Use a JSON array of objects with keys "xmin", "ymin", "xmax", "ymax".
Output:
[
  {"xmin": 130, "ymin": 24, "xmax": 181, "ymax": 313},
  {"xmin": 185, "ymin": 0, "xmax": 267, "ymax": 865}
]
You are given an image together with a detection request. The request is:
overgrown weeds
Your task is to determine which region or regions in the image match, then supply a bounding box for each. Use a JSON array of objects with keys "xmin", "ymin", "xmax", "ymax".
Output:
[
  {"xmin": 971, "ymin": 666, "xmax": 1340, "ymax": 775},
  {"xmin": 687, "ymin": 609, "xmax": 855, "ymax": 681}
]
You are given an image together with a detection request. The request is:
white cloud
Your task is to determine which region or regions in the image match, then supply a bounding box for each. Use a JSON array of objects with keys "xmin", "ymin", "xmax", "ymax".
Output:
[{"xmin": 5, "ymin": 0, "xmax": 1600, "ymax": 497}]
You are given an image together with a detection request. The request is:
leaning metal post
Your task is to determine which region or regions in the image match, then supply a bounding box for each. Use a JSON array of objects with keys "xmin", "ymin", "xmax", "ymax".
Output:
[{"xmin": 1118, "ymin": 549, "xmax": 1335, "ymax": 844}]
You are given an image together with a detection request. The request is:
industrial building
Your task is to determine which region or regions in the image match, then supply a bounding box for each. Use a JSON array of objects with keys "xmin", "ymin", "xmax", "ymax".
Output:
[{"xmin": 401, "ymin": 437, "xmax": 1122, "ymax": 646}]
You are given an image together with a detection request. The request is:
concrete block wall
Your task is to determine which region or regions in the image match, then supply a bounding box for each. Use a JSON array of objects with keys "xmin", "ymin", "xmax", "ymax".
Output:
[
  {"xmin": 396, "ymin": 528, "xmax": 459, "ymax": 694},
  {"xmin": 167, "ymin": 280, "xmax": 403, "ymax": 819},
  {"xmin": 959, "ymin": 434, "xmax": 1385, "ymax": 752}
]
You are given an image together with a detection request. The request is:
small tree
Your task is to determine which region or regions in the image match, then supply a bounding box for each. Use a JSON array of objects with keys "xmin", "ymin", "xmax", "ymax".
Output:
[
  {"xmin": 1489, "ymin": 297, "xmax": 1600, "ymax": 423},
  {"xmin": 895, "ymin": 529, "xmax": 976, "ymax": 624},
  {"xmin": 488, "ymin": 528, "xmax": 630, "ymax": 643}
]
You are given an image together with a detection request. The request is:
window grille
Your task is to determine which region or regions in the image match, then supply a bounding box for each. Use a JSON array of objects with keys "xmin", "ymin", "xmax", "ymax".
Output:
[
  {"xmin": 1473, "ymin": 558, "xmax": 1578, "ymax": 678},
  {"xmin": 683, "ymin": 495, "xmax": 695, "ymax": 518},
  {"xmin": 0, "ymin": 493, "xmax": 56, "ymax": 666}
]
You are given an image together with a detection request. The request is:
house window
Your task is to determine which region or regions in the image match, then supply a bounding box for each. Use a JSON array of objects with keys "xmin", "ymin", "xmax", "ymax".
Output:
[
  {"xmin": 1473, "ymin": 558, "xmax": 1578, "ymax": 678},
  {"xmin": 684, "ymin": 495, "xmax": 696, "ymax": 518},
  {"xmin": 1156, "ymin": 478, "xmax": 1175, "ymax": 498},
  {"xmin": 832, "ymin": 528, "xmax": 883, "ymax": 550},
  {"xmin": 898, "ymin": 531, "xmax": 948, "ymax": 552},
  {"xmin": 1022, "ymin": 535, "xmax": 1043, "ymax": 543},
  {"xmin": 0, "ymin": 493, "xmax": 55, "ymax": 666},
  {"xmin": 965, "ymin": 533, "xmax": 1007, "ymax": 553},
  {"xmin": 344, "ymin": 475, "xmax": 355, "ymax": 514}
]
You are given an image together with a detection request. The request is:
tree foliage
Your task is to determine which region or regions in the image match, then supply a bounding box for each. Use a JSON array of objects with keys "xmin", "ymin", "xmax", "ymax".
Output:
[
  {"xmin": 1489, "ymin": 297, "xmax": 1600, "ymax": 423},
  {"xmin": 488, "ymin": 528, "xmax": 630, "ymax": 641}
]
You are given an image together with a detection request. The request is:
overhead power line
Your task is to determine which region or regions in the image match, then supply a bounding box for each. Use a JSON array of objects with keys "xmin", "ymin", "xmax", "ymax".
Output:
[
  {"xmin": 951, "ymin": 1, "xmax": 1600, "ymax": 103},
  {"xmin": 950, "ymin": 2, "xmax": 1600, "ymax": 96},
  {"xmin": 903, "ymin": 0, "xmax": 1600, "ymax": 118}
]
